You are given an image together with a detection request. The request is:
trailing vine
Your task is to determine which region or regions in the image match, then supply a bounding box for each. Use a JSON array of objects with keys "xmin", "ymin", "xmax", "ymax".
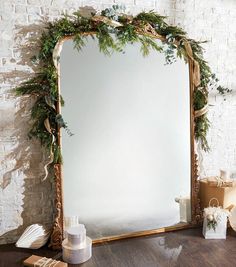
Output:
[{"xmin": 16, "ymin": 6, "xmax": 229, "ymax": 181}]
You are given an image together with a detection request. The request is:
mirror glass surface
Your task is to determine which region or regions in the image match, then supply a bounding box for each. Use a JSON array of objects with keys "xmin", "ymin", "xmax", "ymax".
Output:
[{"xmin": 60, "ymin": 37, "xmax": 191, "ymax": 239}]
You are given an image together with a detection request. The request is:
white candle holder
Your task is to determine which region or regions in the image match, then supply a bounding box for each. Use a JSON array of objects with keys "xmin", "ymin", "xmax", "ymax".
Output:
[{"xmin": 62, "ymin": 224, "xmax": 92, "ymax": 265}]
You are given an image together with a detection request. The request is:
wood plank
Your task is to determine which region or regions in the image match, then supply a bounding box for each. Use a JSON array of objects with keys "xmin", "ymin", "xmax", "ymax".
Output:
[{"xmin": 1, "ymin": 228, "xmax": 236, "ymax": 267}]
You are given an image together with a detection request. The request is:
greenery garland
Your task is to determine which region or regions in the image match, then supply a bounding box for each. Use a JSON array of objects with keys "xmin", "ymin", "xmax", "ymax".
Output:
[{"xmin": 16, "ymin": 6, "xmax": 230, "ymax": 180}]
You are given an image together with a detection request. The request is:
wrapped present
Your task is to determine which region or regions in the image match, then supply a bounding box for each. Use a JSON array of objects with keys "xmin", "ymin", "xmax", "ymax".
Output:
[
  {"xmin": 200, "ymin": 178, "xmax": 236, "ymax": 210},
  {"xmin": 202, "ymin": 198, "xmax": 230, "ymax": 239},
  {"xmin": 23, "ymin": 255, "xmax": 67, "ymax": 267}
]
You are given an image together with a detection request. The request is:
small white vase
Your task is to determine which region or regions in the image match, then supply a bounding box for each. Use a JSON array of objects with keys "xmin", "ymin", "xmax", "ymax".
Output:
[{"xmin": 220, "ymin": 169, "xmax": 230, "ymax": 181}]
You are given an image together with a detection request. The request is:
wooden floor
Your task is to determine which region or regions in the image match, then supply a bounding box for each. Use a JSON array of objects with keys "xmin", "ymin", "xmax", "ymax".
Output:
[{"xmin": 1, "ymin": 228, "xmax": 236, "ymax": 267}]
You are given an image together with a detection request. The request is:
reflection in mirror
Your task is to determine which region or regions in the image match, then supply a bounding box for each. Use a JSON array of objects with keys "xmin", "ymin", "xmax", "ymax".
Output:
[{"xmin": 60, "ymin": 37, "xmax": 191, "ymax": 240}]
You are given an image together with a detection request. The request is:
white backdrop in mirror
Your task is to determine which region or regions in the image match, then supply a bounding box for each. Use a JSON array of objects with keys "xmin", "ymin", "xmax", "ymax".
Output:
[{"xmin": 60, "ymin": 38, "xmax": 190, "ymax": 239}]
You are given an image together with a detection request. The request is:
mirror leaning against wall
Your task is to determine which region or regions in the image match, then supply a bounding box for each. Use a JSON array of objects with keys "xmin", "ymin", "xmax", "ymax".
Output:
[{"xmin": 16, "ymin": 6, "xmax": 227, "ymax": 249}]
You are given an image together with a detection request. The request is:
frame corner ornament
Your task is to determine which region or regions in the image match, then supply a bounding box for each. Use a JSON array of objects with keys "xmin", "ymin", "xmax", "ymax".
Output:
[
  {"xmin": 192, "ymin": 153, "xmax": 201, "ymax": 224},
  {"xmin": 49, "ymin": 164, "xmax": 63, "ymax": 250}
]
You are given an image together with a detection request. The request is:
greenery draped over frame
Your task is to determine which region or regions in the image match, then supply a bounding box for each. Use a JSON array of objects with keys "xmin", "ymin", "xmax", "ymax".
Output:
[{"xmin": 16, "ymin": 5, "xmax": 229, "ymax": 181}]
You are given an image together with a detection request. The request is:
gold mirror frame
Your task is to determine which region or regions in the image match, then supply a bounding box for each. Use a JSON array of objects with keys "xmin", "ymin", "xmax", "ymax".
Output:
[{"xmin": 49, "ymin": 32, "xmax": 201, "ymax": 250}]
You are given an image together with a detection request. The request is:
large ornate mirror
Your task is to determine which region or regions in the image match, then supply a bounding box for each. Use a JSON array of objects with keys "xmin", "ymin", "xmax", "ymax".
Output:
[
  {"xmin": 60, "ymin": 37, "xmax": 192, "ymax": 241},
  {"xmin": 17, "ymin": 8, "xmax": 226, "ymax": 249}
]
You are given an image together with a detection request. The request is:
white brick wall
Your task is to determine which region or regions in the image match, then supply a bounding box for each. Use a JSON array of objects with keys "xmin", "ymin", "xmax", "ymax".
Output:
[
  {"xmin": 173, "ymin": 0, "xmax": 236, "ymax": 177},
  {"xmin": 0, "ymin": 0, "xmax": 235, "ymax": 244}
]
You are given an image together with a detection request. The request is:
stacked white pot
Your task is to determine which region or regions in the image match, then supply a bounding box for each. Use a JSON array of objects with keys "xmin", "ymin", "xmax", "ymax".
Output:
[{"xmin": 62, "ymin": 224, "xmax": 92, "ymax": 264}]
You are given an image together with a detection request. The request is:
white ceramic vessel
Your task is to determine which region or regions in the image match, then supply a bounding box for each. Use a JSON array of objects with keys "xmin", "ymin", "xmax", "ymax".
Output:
[
  {"xmin": 62, "ymin": 224, "xmax": 92, "ymax": 264},
  {"xmin": 62, "ymin": 236, "xmax": 92, "ymax": 264},
  {"xmin": 64, "ymin": 215, "xmax": 80, "ymax": 229},
  {"xmin": 67, "ymin": 225, "xmax": 86, "ymax": 247},
  {"xmin": 175, "ymin": 196, "xmax": 191, "ymax": 223},
  {"xmin": 220, "ymin": 169, "xmax": 230, "ymax": 181}
]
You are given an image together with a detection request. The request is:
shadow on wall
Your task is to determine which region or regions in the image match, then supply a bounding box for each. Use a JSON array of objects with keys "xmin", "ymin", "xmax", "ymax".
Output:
[
  {"xmin": 0, "ymin": 22, "xmax": 54, "ymax": 244},
  {"xmin": 0, "ymin": 5, "xmax": 100, "ymax": 245}
]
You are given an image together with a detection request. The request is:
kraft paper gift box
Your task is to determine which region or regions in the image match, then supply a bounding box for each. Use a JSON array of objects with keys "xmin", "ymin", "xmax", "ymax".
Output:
[
  {"xmin": 23, "ymin": 255, "xmax": 68, "ymax": 267},
  {"xmin": 199, "ymin": 177, "xmax": 236, "ymax": 210}
]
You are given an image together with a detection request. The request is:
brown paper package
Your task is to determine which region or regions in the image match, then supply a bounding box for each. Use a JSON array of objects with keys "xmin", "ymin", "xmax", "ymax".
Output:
[
  {"xmin": 23, "ymin": 255, "xmax": 68, "ymax": 267},
  {"xmin": 200, "ymin": 178, "xmax": 236, "ymax": 210}
]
